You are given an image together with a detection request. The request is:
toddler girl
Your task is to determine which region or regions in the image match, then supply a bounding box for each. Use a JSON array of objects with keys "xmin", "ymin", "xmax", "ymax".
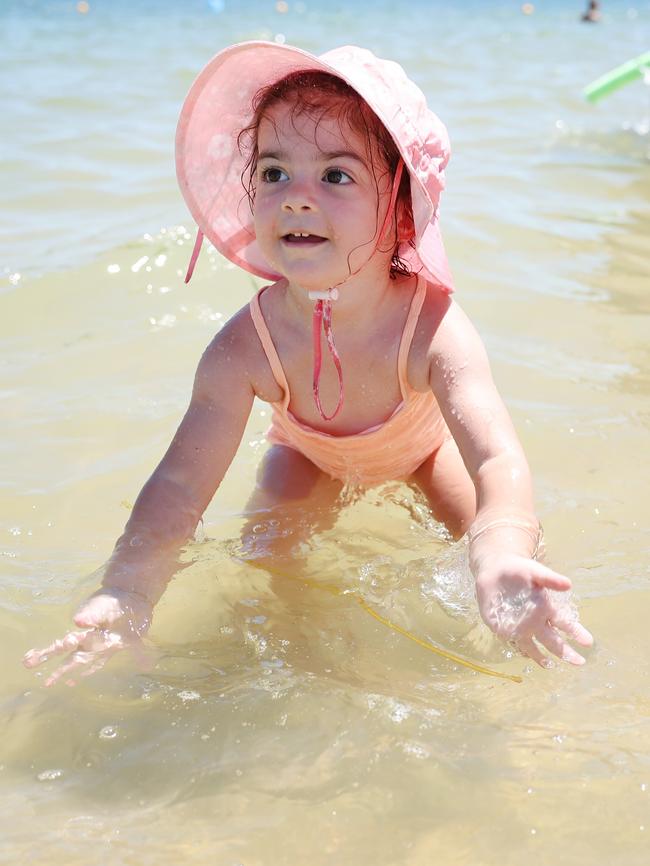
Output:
[{"xmin": 24, "ymin": 42, "xmax": 593, "ymax": 685}]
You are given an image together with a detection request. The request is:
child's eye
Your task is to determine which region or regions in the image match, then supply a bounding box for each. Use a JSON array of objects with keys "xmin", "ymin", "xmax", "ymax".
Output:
[
  {"xmin": 261, "ymin": 167, "xmax": 289, "ymax": 183},
  {"xmin": 323, "ymin": 168, "xmax": 353, "ymax": 185}
]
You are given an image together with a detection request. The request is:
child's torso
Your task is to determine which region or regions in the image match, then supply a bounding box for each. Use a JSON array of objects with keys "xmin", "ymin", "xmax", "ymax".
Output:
[{"xmin": 248, "ymin": 275, "xmax": 449, "ymax": 484}]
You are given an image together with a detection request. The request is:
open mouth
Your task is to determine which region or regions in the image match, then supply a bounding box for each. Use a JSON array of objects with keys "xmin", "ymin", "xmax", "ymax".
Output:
[{"xmin": 281, "ymin": 232, "xmax": 327, "ymax": 246}]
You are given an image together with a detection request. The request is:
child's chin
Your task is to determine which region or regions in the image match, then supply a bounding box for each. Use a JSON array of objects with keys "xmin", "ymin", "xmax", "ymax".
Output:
[{"xmin": 282, "ymin": 264, "xmax": 346, "ymax": 292}]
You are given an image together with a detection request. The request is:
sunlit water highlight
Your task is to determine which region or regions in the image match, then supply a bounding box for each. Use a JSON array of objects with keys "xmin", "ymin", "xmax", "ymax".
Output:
[{"xmin": 2, "ymin": 1, "xmax": 650, "ymax": 864}]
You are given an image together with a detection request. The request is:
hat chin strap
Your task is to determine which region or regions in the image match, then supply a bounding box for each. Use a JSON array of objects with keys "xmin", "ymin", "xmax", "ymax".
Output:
[
  {"xmin": 184, "ymin": 228, "xmax": 204, "ymax": 284},
  {"xmin": 307, "ymin": 159, "xmax": 404, "ymax": 422},
  {"xmin": 308, "ymin": 288, "xmax": 343, "ymax": 421}
]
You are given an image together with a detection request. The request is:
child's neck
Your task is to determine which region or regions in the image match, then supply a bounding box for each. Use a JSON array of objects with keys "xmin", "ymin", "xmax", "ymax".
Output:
[{"xmin": 283, "ymin": 266, "xmax": 399, "ymax": 324}]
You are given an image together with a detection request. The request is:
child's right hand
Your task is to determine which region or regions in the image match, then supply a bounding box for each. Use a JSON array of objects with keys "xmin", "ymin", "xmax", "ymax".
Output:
[{"xmin": 23, "ymin": 588, "xmax": 152, "ymax": 687}]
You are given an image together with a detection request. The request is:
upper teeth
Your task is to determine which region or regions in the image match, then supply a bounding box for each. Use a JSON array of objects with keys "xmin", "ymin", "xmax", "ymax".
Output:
[{"xmin": 291, "ymin": 232, "xmax": 310, "ymax": 237}]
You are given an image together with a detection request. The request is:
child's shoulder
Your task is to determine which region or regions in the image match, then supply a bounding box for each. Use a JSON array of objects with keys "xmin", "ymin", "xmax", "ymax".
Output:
[
  {"xmin": 418, "ymin": 282, "xmax": 483, "ymax": 346},
  {"xmin": 197, "ymin": 290, "xmax": 284, "ymax": 404},
  {"xmin": 202, "ymin": 297, "xmax": 257, "ymax": 356},
  {"xmin": 408, "ymin": 281, "xmax": 486, "ymax": 387}
]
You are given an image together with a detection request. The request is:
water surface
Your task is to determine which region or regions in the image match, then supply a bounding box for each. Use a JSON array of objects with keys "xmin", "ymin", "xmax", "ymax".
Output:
[{"xmin": 2, "ymin": 1, "xmax": 650, "ymax": 863}]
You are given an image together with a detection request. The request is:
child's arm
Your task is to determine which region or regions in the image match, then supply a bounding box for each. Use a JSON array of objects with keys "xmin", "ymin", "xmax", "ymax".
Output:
[
  {"xmin": 427, "ymin": 300, "xmax": 593, "ymax": 667},
  {"xmin": 24, "ymin": 310, "xmax": 258, "ymax": 685}
]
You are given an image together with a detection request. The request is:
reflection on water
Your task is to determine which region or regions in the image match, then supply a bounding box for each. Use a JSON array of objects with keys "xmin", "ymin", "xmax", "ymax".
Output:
[{"xmin": 2, "ymin": 0, "xmax": 650, "ymax": 863}]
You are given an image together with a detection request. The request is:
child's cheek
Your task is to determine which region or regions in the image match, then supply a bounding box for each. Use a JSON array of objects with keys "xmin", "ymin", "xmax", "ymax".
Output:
[{"xmin": 253, "ymin": 211, "xmax": 280, "ymax": 269}]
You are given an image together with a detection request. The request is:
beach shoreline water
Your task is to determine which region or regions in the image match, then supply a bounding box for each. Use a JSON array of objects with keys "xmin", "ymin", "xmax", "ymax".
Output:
[{"xmin": 3, "ymin": 1, "xmax": 650, "ymax": 863}]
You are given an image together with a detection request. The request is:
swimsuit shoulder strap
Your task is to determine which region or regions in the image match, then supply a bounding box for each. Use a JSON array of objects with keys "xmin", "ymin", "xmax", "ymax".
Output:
[
  {"xmin": 397, "ymin": 275, "xmax": 427, "ymax": 396},
  {"xmin": 249, "ymin": 287, "xmax": 290, "ymax": 407}
]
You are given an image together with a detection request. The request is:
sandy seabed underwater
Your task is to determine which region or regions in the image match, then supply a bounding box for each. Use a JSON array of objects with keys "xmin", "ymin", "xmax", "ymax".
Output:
[{"xmin": 2, "ymin": 1, "xmax": 650, "ymax": 864}]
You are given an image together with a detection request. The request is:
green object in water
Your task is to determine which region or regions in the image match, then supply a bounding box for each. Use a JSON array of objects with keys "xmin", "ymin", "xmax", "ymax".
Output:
[{"xmin": 584, "ymin": 51, "xmax": 650, "ymax": 103}]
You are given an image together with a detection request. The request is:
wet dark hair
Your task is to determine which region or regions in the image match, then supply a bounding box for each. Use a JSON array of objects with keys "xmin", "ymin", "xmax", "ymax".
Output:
[{"xmin": 237, "ymin": 70, "xmax": 414, "ymax": 279}]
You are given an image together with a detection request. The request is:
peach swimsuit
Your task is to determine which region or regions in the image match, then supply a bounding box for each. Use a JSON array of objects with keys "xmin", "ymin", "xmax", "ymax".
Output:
[{"xmin": 249, "ymin": 277, "xmax": 449, "ymax": 486}]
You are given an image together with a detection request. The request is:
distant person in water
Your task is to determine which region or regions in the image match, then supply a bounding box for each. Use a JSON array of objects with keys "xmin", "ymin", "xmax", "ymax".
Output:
[
  {"xmin": 582, "ymin": 1, "xmax": 601, "ymax": 22},
  {"xmin": 23, "ymin": 42, "xmax": 594, "ymax": 686}
]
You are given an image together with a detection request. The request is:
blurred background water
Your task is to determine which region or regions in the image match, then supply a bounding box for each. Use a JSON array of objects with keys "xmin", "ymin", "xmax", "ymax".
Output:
[{"xmin": 2, "ymin": 1, "xmax": 650, "ymax": 864}]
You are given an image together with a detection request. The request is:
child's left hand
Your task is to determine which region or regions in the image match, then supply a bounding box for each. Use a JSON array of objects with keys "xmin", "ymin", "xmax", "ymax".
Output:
[{"xmin": 474, "ymin": 554, "xmax": 594, "ymax": 667}]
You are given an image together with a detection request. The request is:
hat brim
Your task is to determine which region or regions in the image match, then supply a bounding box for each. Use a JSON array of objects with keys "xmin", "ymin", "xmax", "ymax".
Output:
[{"xmin": 400, "ymin": 217, "xmax": 453, "ymax": 292}]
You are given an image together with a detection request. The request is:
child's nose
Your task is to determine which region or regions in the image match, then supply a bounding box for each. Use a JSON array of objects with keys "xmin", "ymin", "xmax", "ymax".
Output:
[{"xmin": 281, "ymin": 181, "xmax": 317, "ymax": 213}]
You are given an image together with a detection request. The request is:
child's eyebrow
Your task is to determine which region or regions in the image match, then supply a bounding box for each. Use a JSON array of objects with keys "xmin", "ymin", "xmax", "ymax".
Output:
[
  {"xmin": 258, "ymin": 148, "xmax": 366, "ymax": 165},
  {"xmin": 320, "ymin": 150, "xmax": 366, "ymax": 164},
  {"xmin": 258, "ymin": 150, "xmax": 288, "ymax": 162}
]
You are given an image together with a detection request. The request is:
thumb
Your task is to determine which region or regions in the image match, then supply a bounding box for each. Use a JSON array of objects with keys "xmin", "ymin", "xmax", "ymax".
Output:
[
  {"xmin": 73, "ymin": 596, "xmax": 121, "ymax": 628},
  {"xmin": 74, "ymin": 609, "xmax": 106, "ymax": 628},
  {"xmin": 531, "ymin": 563, "xmax": 572, "ymax": 592}
]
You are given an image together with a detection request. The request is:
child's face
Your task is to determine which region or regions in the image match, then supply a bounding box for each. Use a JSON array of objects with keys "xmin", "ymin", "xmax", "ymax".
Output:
[{"xmin": 252, "ymin": 102, "xmax": 394, "ymax": 291}]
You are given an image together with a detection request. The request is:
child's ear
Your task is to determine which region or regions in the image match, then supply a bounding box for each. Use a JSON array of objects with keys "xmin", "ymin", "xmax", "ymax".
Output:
[{"xmin": 396, "ymin": 205, "xmax": 415, "ymax": 243}]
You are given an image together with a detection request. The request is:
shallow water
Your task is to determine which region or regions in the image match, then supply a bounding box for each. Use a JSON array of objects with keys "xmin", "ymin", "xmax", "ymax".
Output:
[{"xmin": 3, "ymin": 1, "xmax": 650, "ymax": 863}]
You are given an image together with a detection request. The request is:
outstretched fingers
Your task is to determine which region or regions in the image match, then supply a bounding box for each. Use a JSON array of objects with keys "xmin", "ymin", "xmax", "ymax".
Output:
[
  {"xmin": 44, "ymin": 649, "xmax": 102, "ymax": 688},
  {"xmin": 531, "ymin": 563, "xmax": 572, "ymax": 593},
  {"xmin": 43, "ymin": 634, "xmax": 124, "ymax": 687},
  {"xmin": 552, "ymin": 607, "xmax": 594, "ymax": 647},
  {"xmin": 23, "ymin": 626, "xmax": 129, "ymax": 687},
  {"xmin": 536, "ymin": 623, "xmax": 585, "ymax": 666},
  {"xmin": 515, "ymin": 610, "xmax": 592, "ymax": 668},
  {"xmin": 515, "ymin": 635, "xmax": 550, "ymax": 668},
  {"xmin": 23, "ymin": 629, "xmax": 96, "ymax": 669}
]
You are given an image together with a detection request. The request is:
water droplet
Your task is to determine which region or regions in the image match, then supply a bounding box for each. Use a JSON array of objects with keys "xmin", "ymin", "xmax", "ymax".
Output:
[
  {"xmin": 177, "ymin": 690, "xmax": 200, "ymax": 702},
  {"xmin": 99, "ymin": 726, "xmax": 118, "ymax": 740},
  {"xmin": 131, "ymin": 256, "xmax": 149, "ymax": 273},
  {"xmin": 37, "ymin": 768, "xmax": 63, "ymax": 781}
]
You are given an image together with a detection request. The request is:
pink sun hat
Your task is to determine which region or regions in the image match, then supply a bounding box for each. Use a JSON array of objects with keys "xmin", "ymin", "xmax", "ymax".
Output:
[{"xmin": 176, "ymin": 41, "xmax": 454, "ymax": 293}]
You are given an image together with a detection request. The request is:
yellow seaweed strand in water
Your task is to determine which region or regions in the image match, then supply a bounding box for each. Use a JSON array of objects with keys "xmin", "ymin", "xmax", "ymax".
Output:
[
  {"xmin": 351, "ymin": 592, "xmax": 522, "ymax": 684},
  {"xmin": 264, "ymin": 565, "xmax": 522, "ymax": 684}
]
